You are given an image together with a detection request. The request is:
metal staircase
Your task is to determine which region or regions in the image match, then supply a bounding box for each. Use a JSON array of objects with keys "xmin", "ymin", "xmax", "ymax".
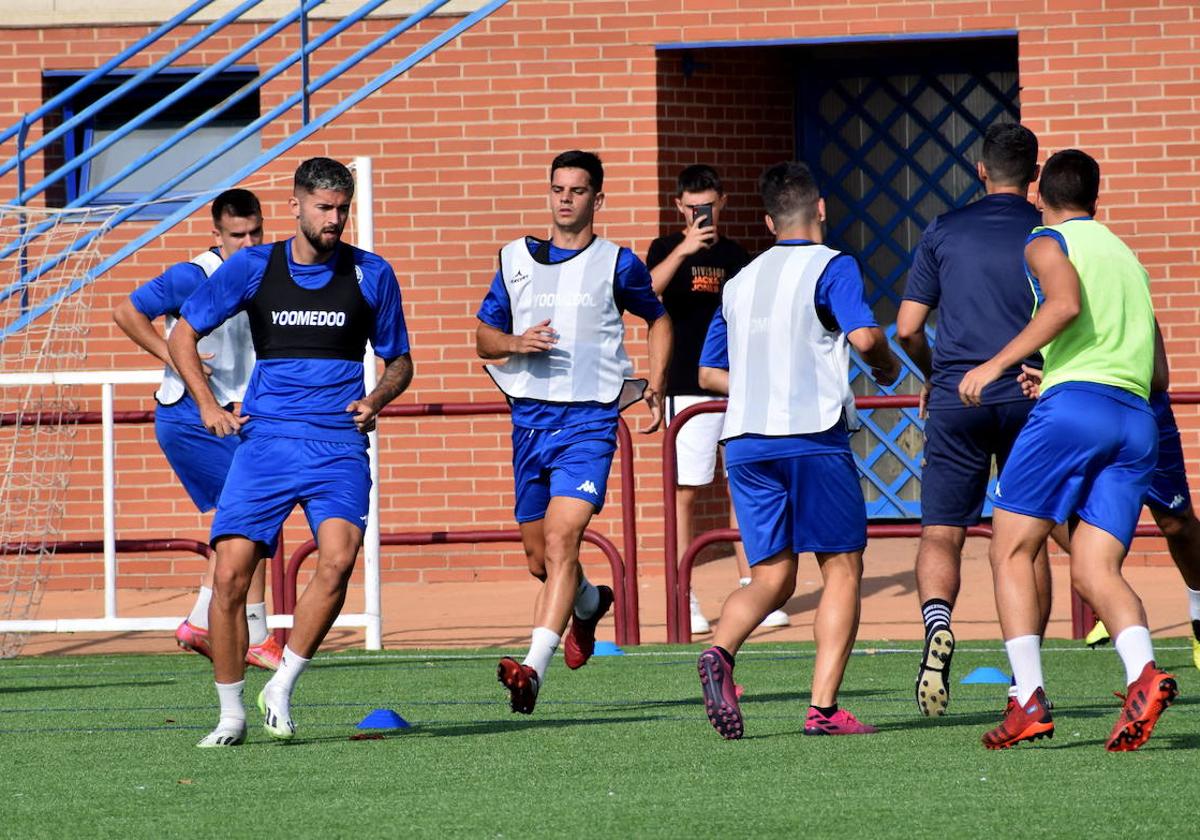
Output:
[{"xmin": 0, "ymin": 0, "xmax": 511, "ymax": 339}]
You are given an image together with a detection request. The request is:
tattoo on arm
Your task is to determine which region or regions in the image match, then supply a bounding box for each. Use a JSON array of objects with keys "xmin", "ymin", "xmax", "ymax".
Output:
[{"xmin": 367, "ymin": 353, "xmax": 414, "ymax": 410}]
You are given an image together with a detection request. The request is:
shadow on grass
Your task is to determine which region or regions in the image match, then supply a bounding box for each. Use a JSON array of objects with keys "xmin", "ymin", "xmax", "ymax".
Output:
[
  {"xmin": 0, "ymin": 679, "xmax": 176, "ymax": 695},
  {"xmin": 873, "ymin": 709, "xmax": 1006, "ymax": 731},
  {"xmin": 569, "ymin": 687, "xmax": 893, "ymax": 716},
  {"xmin": 248, "ymin": 713, "xmax": 674, "ymax": 746},
  {"xmin": 1024, "ymin": 731, "xmax": 1200, "ymax": 752}
]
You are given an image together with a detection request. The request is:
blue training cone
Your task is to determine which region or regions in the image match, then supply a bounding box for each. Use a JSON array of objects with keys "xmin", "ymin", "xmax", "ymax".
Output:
[
  {"xmin": 593, "ymin": 641, "xmax": 624, "ymax": 657},
  {"xmin": 960, "ymin": 666, "xmax": 1011, "ymax": 685},
  {"xmin": 357, "ymin": 708, "xmax": 412, "ymax": 729}
]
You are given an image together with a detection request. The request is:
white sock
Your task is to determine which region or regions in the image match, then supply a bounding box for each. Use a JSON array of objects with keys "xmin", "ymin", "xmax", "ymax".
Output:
[
  {"xmin": 215, "ymin": 679, "xmax": 246, "ymax": 729},
  {"xmin": 1187, "ymin": 587, "xmax": 1200, "ymax": 622},
  {"xmin": 245, "ymin": 602, "xmax": 269, "ymax": 646},
  {"xmin": 1113, "ymin": 625, "xmax": 1155, "ymax": 686},
  {"xmin": 188, "ymin": 586, "xmax": 213, "ymax": 629},
  {"xmin": 264, "ymin": 645, "xmax": 311, "ymax": 714},
  {"xmin": 573, "ymin": 575, "xmax": 600, "ymax": 620},
  {"xmin": 522, "ymin": 627, "xmax": 560, "ymax": 680},
  {"xmin": 1004, "ymin": 635, "xmax": 1044, "ymax": 706}
]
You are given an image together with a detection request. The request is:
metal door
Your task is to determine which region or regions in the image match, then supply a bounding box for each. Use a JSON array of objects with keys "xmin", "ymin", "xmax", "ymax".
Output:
[{"xmin": 797, "ymin": 40, "xmax": 1020, "ymax": 517}]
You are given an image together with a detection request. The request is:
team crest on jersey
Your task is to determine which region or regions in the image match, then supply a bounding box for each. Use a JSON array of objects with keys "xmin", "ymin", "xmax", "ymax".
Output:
[{"xmin": 355, "ymin": 265, "xmax": 364, "ymax": 283}]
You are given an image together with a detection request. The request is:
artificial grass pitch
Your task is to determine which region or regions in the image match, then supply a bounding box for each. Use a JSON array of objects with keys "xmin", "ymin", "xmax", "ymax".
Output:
[{"xmin": 1, "ymin": 641, "xmax": 1196, "ymax": 839}]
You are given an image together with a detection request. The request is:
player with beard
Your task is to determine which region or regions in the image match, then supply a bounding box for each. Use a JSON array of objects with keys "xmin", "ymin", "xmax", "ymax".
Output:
[{"xmin": 169, "ymin": 158, "xmax": 413, "ymax": 747}]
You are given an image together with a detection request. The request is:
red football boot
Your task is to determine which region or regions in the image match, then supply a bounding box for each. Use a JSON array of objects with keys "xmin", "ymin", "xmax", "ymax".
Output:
[
  {"xmin": 1105, "ymin": 661, "xmax": 1178, "ymax": 752},
  {"xmin": 982, "ymin": 686, "xmax": 1054, "ymax": 749},
  {"xmin": 563, "ymin": 585, "xmax": 614, "ymax": 670},
  {"xmin": 497, "ymin": 657, "xmax": 540, "ymax": 715}
]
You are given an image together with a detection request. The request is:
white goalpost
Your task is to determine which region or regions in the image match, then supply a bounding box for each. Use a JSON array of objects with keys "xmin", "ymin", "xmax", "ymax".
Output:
[{"xmin": 0, "ymin": 157, "xmax": 384, "ymax": 653}]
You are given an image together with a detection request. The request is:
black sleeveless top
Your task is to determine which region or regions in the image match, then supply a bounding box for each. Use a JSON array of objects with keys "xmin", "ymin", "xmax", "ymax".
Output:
[{"xmin": 246, "ymin": 241, "xmax": 374, "ymax": 361}]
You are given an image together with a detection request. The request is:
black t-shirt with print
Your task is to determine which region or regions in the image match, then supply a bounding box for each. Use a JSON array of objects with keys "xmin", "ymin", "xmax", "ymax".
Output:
[{"xmin": 646, "ymin": 232, "xmax": 751, "ymax": 396}]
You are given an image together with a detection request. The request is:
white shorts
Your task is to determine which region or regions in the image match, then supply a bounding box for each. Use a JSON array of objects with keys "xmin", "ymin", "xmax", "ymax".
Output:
[{"xmin": 667, "ymin": 394, "xmax": 727, "ymax": 486}]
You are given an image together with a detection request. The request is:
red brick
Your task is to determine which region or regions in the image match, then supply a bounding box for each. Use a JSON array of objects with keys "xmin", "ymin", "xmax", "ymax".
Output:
[{"xmin": 3, "ymin": 3, "xmax": 1199, "ymax": 591}]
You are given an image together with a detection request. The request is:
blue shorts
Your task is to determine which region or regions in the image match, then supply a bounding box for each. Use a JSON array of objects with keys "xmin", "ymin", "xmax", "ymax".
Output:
[
  {"xmin": 1145, "ymin": 391, "xmax": 1192, "ymax": 514},
  {"xmin": 921, "ymin": 400, "xmax": 1033, "ymax": 526},
  {"xmin": 511, "ymin": 421, "xmax": 617, "ymax": 523},
  {"xmin": 994, "ymin": 384, "xmax": 1157, "ymax": 548},
  {"xmin": 155, "ymin": 415, "xmax": 240, "ymax": 513},
  {"xmin": 211, "ymin": 433, "xmax": 371, "ymax": 553},
  {"xmin": 727, "ymin": 451, "xmax": 867, "ymax": 565}
]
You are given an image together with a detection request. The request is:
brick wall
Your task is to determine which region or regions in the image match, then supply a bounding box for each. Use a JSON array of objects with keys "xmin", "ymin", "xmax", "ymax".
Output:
[{"xmin": 2, "ymin": 0, "xmax": 1199, "ymax": 594}]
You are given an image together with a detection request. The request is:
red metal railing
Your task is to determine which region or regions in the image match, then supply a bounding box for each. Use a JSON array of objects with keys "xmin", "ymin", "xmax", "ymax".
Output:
[
  {"xmin": 663, "ymin": 392, "xmax": 1200, "ymax": 644},
  {"xmin": 372, "ymin": 403, "xmax": 641, "ymax": 645},
  {"xmin": 284, "ymin": 528, "xmax": 634, "ymax": 646},
  {"xmin": 0, "ymin": 538, "xmax": 212, "ymax": 558},
  {"xmin": 1, "ymin": 400, "xmax": 641, "ymax": 644}
]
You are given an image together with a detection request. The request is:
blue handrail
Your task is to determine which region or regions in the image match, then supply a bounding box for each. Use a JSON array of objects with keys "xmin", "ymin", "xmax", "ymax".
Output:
[
  {"xmin": 0, "ymin": 0, "xmax": 512, "ymax": 336},
  {"xmin": 0, "ymin": 0, "xmax": 398, "ymax": 266},
  {"xmin": 0, "ymin": 0, "xmax": 452, "ymax": 302},
  {"xmin": 0, "ymin": 0, "xmax": 405, "ymax": 271},
  {"xmin": 0, "ymin": 0, "xmax": 216, "ymax": 147},
  {"xmin": 23, "ymin": 0, "xmax": 396, "ymax": 224},
  {"xmin": 0, "ymin": 0, "xmax": 264, "ymax": 180},
  {"xmin": 18, "ymin": 0, "xmax": 324, "ymax": 203},
  {"xmin": 300, "ymin": 3, "xmax": 312, "ymax": 125}
]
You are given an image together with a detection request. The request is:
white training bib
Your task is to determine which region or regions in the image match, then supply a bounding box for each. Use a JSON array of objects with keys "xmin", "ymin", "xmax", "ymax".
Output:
[
  {"xmin": 156, "ymin": 249, "xmax": 255, "ymax": 407},
  {"xmin": 486, "ymin": 236, "xmax": 644, "ymax": 409},
  {"xmin": 720, "ymin": 243, "xmax": 858, "ymax": 440}
]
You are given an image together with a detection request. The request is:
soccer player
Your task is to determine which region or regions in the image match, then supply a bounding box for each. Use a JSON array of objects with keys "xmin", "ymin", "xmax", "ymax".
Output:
[
  {"xmin": 960, "ymin": 149, "xmax": 1177, "ymax": 751},
  {"xmin": 112, "ymin": 189, "xmax": 282, "ymax": 670},
  {"xmin": 1125, "ymin": 362, "xmax": 1200, "ymax": 671},
  {"xmin": 646, "ymin": 164, "xmax": 788, "ymax": 635},
  {"xmin": 695, "ymin": 161, "xmax": 900, "ymax": 739},
  {"xmin": 476, "ymin": 150, "xmax": 671, "ymax": 714},
  {"xmin": 1035, "ymin": 341, "xmax": 1200, "ymax": 672},
  {"xmin": 895, "ymin": 123, "xmax": 1051, "ymax": 716},
  {"xmin": 168, "ymin": 158, "xmax": 413, "ymax": 747}
]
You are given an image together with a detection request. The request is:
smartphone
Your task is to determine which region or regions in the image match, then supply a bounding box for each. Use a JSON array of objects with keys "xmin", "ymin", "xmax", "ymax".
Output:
[{"xmin": 694, "ymin": 203, "xmax": 714, "ymax": 229}]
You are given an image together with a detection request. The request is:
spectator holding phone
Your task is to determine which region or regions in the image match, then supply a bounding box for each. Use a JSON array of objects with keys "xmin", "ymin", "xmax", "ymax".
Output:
[{"xmin": 647, "ymin": 165, "xmax": 790, "ymax": 634}]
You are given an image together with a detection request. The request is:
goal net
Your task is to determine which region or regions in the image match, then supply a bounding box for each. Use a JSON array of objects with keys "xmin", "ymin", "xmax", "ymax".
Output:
[{"xmin": 0, "ymin": 204, "xmax": 109, "ymax": 657}]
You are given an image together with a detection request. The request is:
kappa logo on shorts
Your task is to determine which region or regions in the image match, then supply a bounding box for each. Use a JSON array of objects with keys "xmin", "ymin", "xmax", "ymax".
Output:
[
  {"xmin": 576, "ymin": 480, "xmax": 599, "ymax": 496},
  {"xmin": 1171, "ymin": 494, "xmax": 1186, "ymax": 509}
]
